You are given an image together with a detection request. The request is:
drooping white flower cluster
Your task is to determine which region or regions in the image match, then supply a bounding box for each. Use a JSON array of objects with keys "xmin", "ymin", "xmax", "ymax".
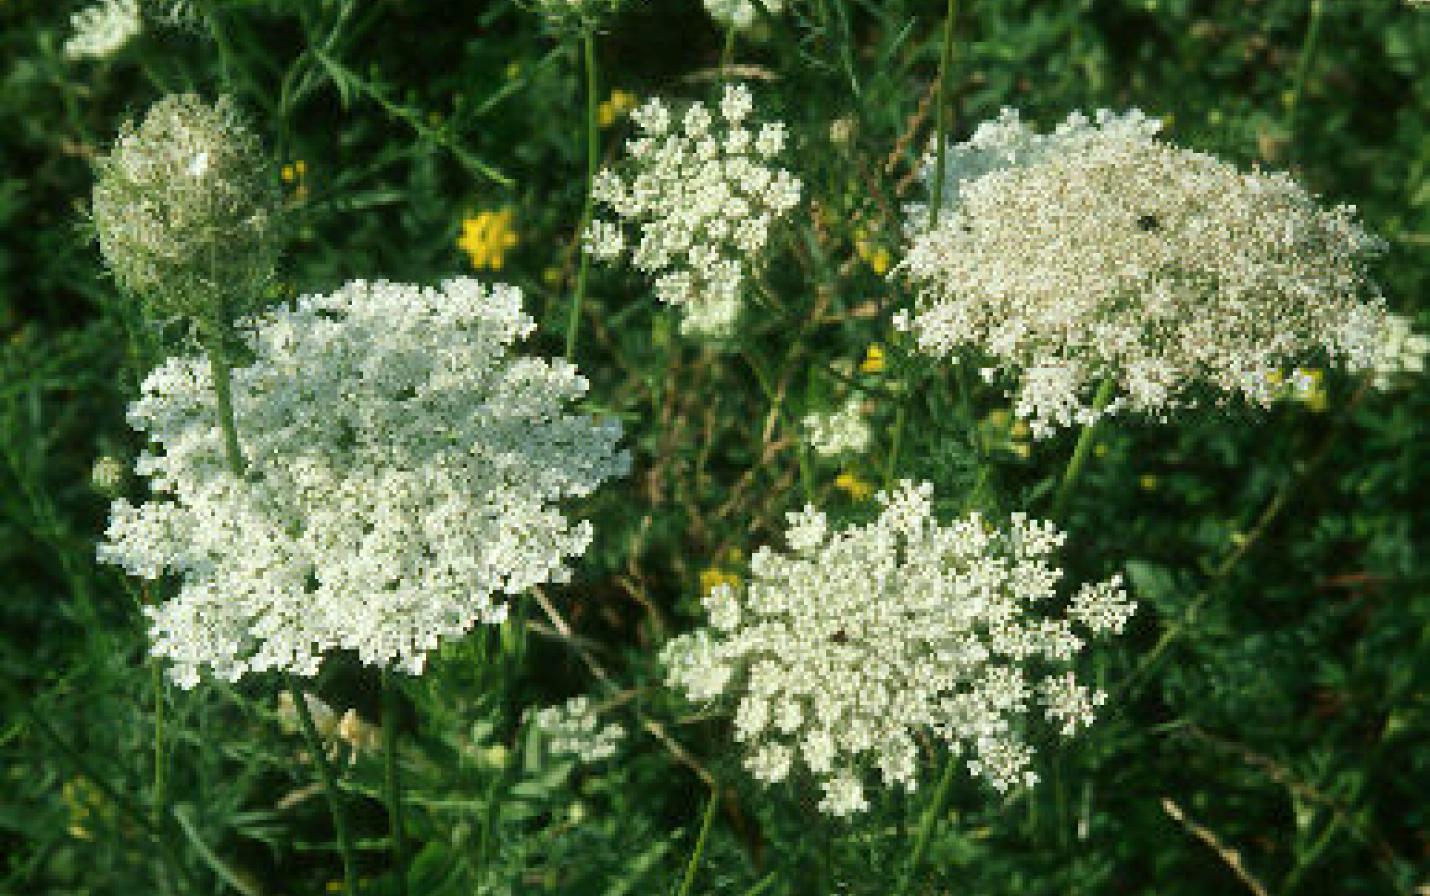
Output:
[
  {"xmin": 276, "ymin": 692, "xmax": 382, "ymax": 763},
  {"xmin": 585, "ymin": 84, "xmax": 802, "ymax": 336},
  {"xmin": 1371, "ymin": 312, "xmax": 1428, "ymax": 389},
  {"xmin": 897, "ymin": 108, "xmax": 1389, "ymax": 437},
  {"xmin": 528, "ymin": 696, "xmax": 626, "ymax": 763},
  {"xmin": 803, "ymin": 398, "xmax": 871, "ymax": 457},
  {"xmin": 65, "ymin": 0, "xmax": 141, "ymax": 60},
  {"xmin": 99, "ymin": 278, "xmax": 630, "ymax": 688},
  {"xmin": 661, "ymin": 481, "xmax": 1135, "ymax": 816},
  {"xmin": 703, "ymin": 0, "xmax": 783, "ymax": 29}
]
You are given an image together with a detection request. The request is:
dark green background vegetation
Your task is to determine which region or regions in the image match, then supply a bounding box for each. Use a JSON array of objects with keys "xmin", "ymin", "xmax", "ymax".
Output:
[{"xmin": 1, "ymin": 0, "xmax": 1426, "ymax": 893}]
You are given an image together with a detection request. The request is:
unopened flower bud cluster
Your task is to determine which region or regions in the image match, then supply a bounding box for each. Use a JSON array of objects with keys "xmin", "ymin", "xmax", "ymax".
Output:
[
  {"xmin": 91, "ymin": 94, "xmax": 281, "ymax": 323},
  {"xmin": 523, "ymin": 0, "xmax": 638, "ymax": 31},
  {"xmin": 99, "ymin": 278, "xmax": 630, "ymax": 687},
  {"xmin": 529, "ymin": 696, "xmax": 626, "ymax": 762},
  {"xmin": 703, "ymin": 0, "xmax": 783, "ymax": 30},
  {"xmin": 662, "ymin": 480, "xmax": 1135, "ymax": 816},
  {"xmin": 897, "ymin": 108, "xmax": 1389, "ymax": 437},
  {"xmin": 803, "ymin": 397, "xmax": 871, "ymax": 457},
  {"xmin": 1371, "ymin": 312, "xmax": 1428, "ymax": 389},
  {"xmin": 65, "ymin": 0, "xmax": 141, "ymax": 60},
  {"xmin": 585, "ymin": 84, "xmax": 802, "ymax": 336}
]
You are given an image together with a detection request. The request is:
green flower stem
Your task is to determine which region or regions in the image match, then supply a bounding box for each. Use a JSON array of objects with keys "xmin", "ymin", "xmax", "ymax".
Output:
[
  {"xmin": 382, "ymin": 668, "xmax": 409, "ymax": 896},
  {"xmin": 566, "ymin": 31, "xmax": 599, "ymax": 360},
  {"xmin": 676, "ymin": 787, "xmax": 720, "ymax": 896},
  {"xmin": 152, "ymin": 660, "xmax": 167, "ymax": 831},
  {"xmin": 884, "ymin": 400, "xmax": 907, "ymax": 490},
  {"xmin": 1286, "ymin": 0, "xmax": 1325, "ymax": 157},
  {"xmin": 721, "ymin": 22, "xmax": 739, "ymax": 75},
  {"xmin": 200, "ymin": 328, "xmax": 247, "ymax": 477},
  {"xmin": 286, "ymin": 676, "xmax": 361, "ymax": 896},
  {"xmin": 896, "ymin": 749, "xmax": 959, "ymax": 894},
  {"xmin": 928, "ymin": 0, "xmax": 959, "ymax": 228},
  {"xmin": 1050, "ymin": 377, "xmax": 1116, "ymax": 520}
]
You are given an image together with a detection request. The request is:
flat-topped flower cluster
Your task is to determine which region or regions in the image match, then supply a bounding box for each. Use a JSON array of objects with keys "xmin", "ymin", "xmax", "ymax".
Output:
[
  {"xmin": 529, "ymin": 696, "xmax": 626, "ymax": 763},
  {"xmin": 585, "ymin": 83, "xmax": 802, "ymax": 336},
  {"xmin": 100, "ymin": 278, "xmax": 630, "ymax": 687},
  {"xmin": 661, "ymin": 481, "xmax": 1135, "ymax": 816},
  {"xmin": 897, "ymin": 109, "xmax": 1388, "ymax": 437}
]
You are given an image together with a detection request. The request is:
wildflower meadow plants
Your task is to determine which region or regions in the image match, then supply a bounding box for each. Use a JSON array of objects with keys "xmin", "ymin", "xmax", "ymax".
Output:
[{"xmin": 2, "ymin": 2, "xmax": 1427, "ymax": 895}]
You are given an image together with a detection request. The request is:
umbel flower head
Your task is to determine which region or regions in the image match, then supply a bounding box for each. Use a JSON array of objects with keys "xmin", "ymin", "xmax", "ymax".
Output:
[
  {"xmin": 521, "ymin": 0, "xmax": 636, "ymax": 32},
  {"xmin": 703, "ymin": 0, "xmax": 783, "ymax": 30},
  {"xmin": 92, "ymin": 94, "xmax": 281, "ymax": 324},
  {"xmin": 527, "ymin": 696, "xmax": 626, "ymax": 763},
  {"xmin": 661, "ymin": 481, "xmax": 1135, "ymax": 816},
  {"xmin": 585, "ymin": 84, "xmax": 802, "ymax": 337},
  {"xmin": 897, "ymin": 109, "xmax": 1389, "ymax": 437},
  {"xmin": 65, "ymin": 0, "xmax": 141, "ymax": 60},
  {"xmin": 99, "ymin": 278, "xmax": 630, "ymax": 688}
]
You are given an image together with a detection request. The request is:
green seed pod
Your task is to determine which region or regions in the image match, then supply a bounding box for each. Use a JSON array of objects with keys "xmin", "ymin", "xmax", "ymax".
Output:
[{"xmin": 91, "ymin": 94, "xmax": 281, "ymax": 326}]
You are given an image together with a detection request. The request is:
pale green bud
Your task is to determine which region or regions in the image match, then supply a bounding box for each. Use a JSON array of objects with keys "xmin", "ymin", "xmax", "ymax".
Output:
[{"xmin": 90, "ymin": 455, "xmax": 128, "ymax": 497}]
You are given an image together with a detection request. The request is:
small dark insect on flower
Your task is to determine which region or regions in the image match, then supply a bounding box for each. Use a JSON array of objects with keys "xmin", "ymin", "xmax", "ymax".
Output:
[
  {"xmin": 830, "ymin": 629, "xmax": 849, "ymax": 644},
  {"xmin": 1137, "ymin": 213, "xmax": 1160, "ymax": 232}
]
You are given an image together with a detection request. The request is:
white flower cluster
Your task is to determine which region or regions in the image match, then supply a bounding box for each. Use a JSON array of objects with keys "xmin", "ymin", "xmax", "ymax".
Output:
[
  {"xmin": 99, "ymin": 278, "xmax": 630, "ymax": 687},
  {"xmin": 585, "ymin": 84, "xmax": 802, "ymax": 337},
  {"xmin": 65, "ymin": 0, "xmax": 141, "ymax": 60},
  {"xmin": 897, "ymin": 108, "xmax": 1388, "ymax": 437},
  {"xmin": 803, "ymin": 397, "xmax": 871, "ymax": 457},
  {"xmin": 1371, "ymin": 312, "xmax": 1428, "ymax": 389},
  {"xmin": 661, "ymin": 481, "xmax": 1135, "ymax": 816},
  {"xmin": 703, "ymin": 0, "xmax": 783, "ymax": 29},
  {"xmin": 529, "ymin": 696, "xmax": 626, "ymax": 763}
]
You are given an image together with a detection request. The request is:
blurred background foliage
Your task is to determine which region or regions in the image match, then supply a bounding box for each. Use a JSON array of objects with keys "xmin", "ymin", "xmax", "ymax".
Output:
[{"xmin": 1, "ymin": 0, "xmax": 1426, "ymax": 893}]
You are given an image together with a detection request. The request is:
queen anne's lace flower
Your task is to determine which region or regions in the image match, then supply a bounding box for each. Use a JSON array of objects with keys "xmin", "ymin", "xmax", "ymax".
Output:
[
  {"xmin": 92, "ymin": 94, "xmax": 280, "ymax": 323},
  {"xmin": 586, "ymin": 84, "xmax": 802, "ymax": 337},
  {"xmin": 703, "ymin": 0, "xmax": 783, "ymax": 29},
  {"xmin": 661, "ymin": 481, "xmax": 1134, "ymax": 815},
  {"xmin": 897, "ymin": 109, "xmax": 1389, "ymax": 437},
  {"xmin": 803, "ymin": 397, "xmax": 871, "ymax": 457},
  {"xmin": 528, "ymin": 696, "xmax": 626, "ymax": 762},
  {"xmin": 65, "ymin": 0, "xmax": 141, "ymax": 60},
  {"xmin": 1371, "ymin": 312, "xmax": 1428, "ymax": 389},
  {"xmin": 100, "ymin": 278, "xmax": 629, "ymax": 687}
]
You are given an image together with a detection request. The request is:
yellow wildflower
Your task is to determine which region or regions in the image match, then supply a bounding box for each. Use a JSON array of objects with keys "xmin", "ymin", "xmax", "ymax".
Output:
[
  {"xmin": 853, "ymin": 230, "xmax": 891, "ymax": 275},
  {"xmin": 835, "ymin": 471, "xmax": 874, "ymax": 501},
  {"xmin": 281, "ymin": 159, "xmax": 309, "ymax": 201},
  {"xmin": 598, "ymin": 89, "xmax": 638, "ymax": 128},
  {"xmin": 458, "ymin": 208, "xmax": 519, "ymax": 271},
  {"xmin": 1291, "ymin": 367, "xmax": 1327, "ymax": 413},
  {"xmin": 859, "ymin": 344, "xmax": 885, "ymax": 374},
  {"xmin": 699, "ymin": 567, "xmax": 740, "ymax": 596}
]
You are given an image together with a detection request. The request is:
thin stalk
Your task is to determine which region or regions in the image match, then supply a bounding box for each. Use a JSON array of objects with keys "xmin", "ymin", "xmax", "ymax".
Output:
[
  {"xmin": 896, "ymin": 751, "xmax": 958, "ymax": 894},
  {"xmin": 1050, "ymin": 378, "xmax": 1116, "ymax": 519},
  {"xmin": 382, "ymin": 668, "xmax": 409, "ymax": 896},
  {"xmin": 927, "ymin": 0, "xmax": 958, "ymax": 228},
  {"xmin": 721, "ymin": 22, "xmax": 739, "ymax": 75},
  {"xmin": 1286, "ymin": 0, "xmax": 1325, "ymax": 158},
  {"xmin": 566, "ymin": 32, "xmax": 599, "ymax": 360},
  {"xmin": 286, "ymin": 677, "xmax": 361, "ymax": 896},
  {"xmin": 200, "ymin": 329, "xmax": 246, "ymax": 477},
  {"xmin": 884, "ymin": 401, "xmax": 907, "ymax": 489},
  {"xmin": 675, "ymin": 788, "xmax": 719, "ymax": 896},
  {"xmin": 152, "ymin": 660, "xmax": 167, "ymax": 831}
]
